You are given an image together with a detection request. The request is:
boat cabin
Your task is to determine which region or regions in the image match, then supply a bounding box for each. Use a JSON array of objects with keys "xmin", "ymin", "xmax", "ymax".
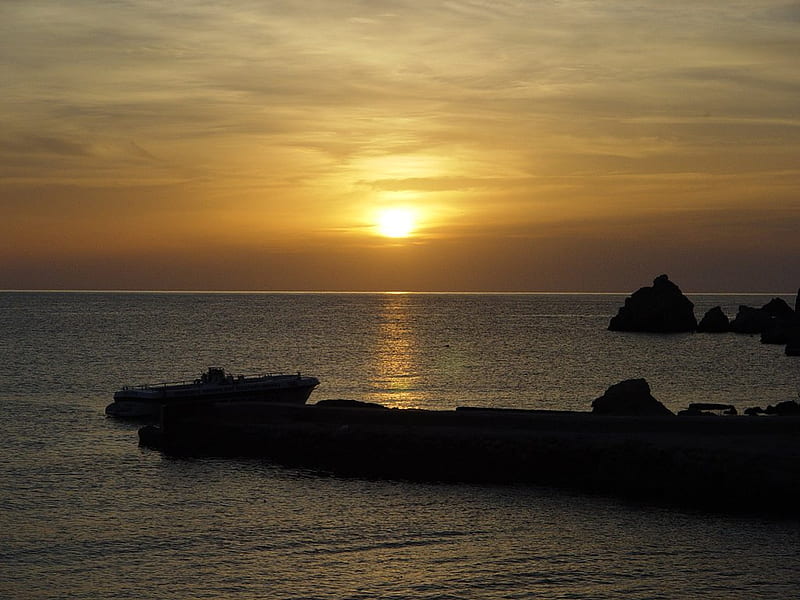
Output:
[{"xmin": 200, "ymin": 367, "xmax": 232, "ymax": 385}]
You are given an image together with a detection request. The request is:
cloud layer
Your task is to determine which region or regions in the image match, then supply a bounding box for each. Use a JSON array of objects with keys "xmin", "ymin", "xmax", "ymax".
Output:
[{"xmin": 1, "ymin": 1, "xmax": 799, "ymax": 290}]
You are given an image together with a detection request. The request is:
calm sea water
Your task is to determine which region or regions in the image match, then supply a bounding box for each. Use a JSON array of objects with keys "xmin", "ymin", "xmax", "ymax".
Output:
[{"xmin": 1, "ymin": 292, "xmax": 799, "ymax": 599}]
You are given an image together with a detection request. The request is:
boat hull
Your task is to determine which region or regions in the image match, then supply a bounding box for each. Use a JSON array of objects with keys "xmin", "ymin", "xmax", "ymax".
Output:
[{"xmin": 106, "ymin": 374, "xmax": 319, "ymax": 419}]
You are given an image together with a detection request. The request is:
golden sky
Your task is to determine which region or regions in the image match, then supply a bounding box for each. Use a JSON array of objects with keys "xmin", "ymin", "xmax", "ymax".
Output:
[{"xmin": 2, "ymin": 1, "xmax": 799, "ymax": 291}]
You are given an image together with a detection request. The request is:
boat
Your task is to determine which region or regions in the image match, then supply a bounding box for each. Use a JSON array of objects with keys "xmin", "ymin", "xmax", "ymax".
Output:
[{"xmin": 106, "ymin": 367, "xmax": 320, "ymax": 419}]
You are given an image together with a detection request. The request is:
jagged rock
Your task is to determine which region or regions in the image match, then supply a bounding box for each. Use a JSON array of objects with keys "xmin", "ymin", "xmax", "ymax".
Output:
[
  {"xmin": 730, "ymin": 305, "xmax": 772, "ymax": 334},
  {"xmin": 762, "ymin": 297, "xmax": 795, "ymax": 320},
  {"xmin": 591, "ymin": 378, "xmax": 674, "ymax": 416},
  {"xmin": 787, "ymin": 289, "xmax": 800, "ymax": 355},
  {"xmin": 746, "ymin": 400, "xmax": 800, "ymax": 415},
  {"xmin": 761, "ymin": 321, "xmax": 797, "ymax": 344},
  {"xmin": 786, "ymin": 330, "xmax": 800, "ymax": 356},
  {"xmin": 765, "ymin": 400, "xmax": 800, "ymax": 416},
  {"xmin": 697, "ymin": 306, "xmax": 730, "ymax": 333},
  {"xmin": 608, "ymin": 275, "xmax": 697, "ymax": 333},
  {"xmin": 731, "ymin": 298, "xmax": 795, "ymax": 337}
]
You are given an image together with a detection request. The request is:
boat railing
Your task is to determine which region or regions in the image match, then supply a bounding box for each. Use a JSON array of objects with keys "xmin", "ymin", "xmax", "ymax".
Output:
[{"xmin": 119, "ymin": 371, "xmax": 305, "ymax": 391}]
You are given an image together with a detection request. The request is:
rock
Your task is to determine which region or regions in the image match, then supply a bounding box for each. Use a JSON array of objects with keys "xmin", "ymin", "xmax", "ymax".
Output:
[
  {"xmin": 747, "ymin": 401, "xmax": 800, "ymax": 415},
  {"xmin": 761, "ymin": 321, "xmax": 796, "ymax": 345},
  {"xmin": 765, "ymin": 400, "xmax": 800, "ymax": 416},
  {"xmin": 786, "ymin": 330, "xmax": 800, "ymax": 356},
  {"xmin": 731, "ymin": 298, "xmax": 795, "ymax": 336},
  {"xmin": 730, "ymin": 305, "xmax": 772, "ymax": 334},
  {"xmin": 608, "ymin": 275, "xmax": 697, "ymax": 333},
  {"xmin": 591, "ymin": 378, "xmax": 674, "ymax": 416},
  {"xmin": 697, "ymin": 306, "xmax": 730, "ymax": 333},
  {"xmin": 787, "ymin": 289, "xmax": 800, "ymax": 355},
  {"xmin": 761, "ymin": 297, "xmax": 794, "ymax": 320}
]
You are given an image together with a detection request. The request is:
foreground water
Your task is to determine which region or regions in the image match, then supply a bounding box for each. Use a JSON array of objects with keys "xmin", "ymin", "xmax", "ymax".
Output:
[{"xmin": 1, "ymin": 292, "xmax": 799, "ymax": 599}]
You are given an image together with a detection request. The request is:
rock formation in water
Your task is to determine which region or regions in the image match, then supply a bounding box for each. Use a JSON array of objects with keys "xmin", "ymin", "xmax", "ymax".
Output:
[
  {"xmin": 608, "ymin": 274, "xmax": 697, "ymax": 333},
  {"xmin": 696, "ymin": 306, "xmax": 730, "ymax": 333},
  {"xmin": 761, "ymin": 320, "xmax": 796, "ymax": 344},
  {"xmin": 744, "ymin": 400, "xmax": 800, "ymax": 416},
  {"xmin": 786, "ymin": 288, "xmax": 800, "ymax": 355},
  {"xmin": 729, "ymin": 297, "xmax": 796, "ymax": 346},
  {"xmin": 762, "ymin": 297, "xmax": 795, "ymax": 320},
  {"xmin": 591, "ymin": 378, "xmax": 674, "ymax": 416},
  {"xmin": 729, "ymin": 305, "xmax": 771, "ymax": 334},
  {"xmin": 786, "ymin": 328, "xmax": 800, "ymax": 356}
]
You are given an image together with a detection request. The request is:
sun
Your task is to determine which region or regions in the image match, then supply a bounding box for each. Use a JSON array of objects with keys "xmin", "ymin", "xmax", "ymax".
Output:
[{"xmin": 376, "ymin": 208, "xmax": 416, "ymax": 238}]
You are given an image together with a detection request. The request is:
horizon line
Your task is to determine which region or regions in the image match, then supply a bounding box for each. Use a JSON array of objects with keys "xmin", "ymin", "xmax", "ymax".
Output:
[{"xmin": 1, "ymin": 289, "xmax": 796, "ymax": 296}]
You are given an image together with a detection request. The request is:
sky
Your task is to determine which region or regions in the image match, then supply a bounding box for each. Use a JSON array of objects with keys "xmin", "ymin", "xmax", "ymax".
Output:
[{"xmin": 2, "ymin": 0, "xmax": 799, "ymax": 292}]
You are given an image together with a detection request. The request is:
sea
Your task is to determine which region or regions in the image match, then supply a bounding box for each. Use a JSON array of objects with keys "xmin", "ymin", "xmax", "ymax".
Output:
[{"xmin": 1, "ymin": 291, "xmax": 799, "ymax": 599}]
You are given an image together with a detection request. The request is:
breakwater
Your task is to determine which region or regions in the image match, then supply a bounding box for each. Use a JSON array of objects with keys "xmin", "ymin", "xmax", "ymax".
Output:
[{"xmin": 140, "ymin": 401, "xmax": 800, "ymax": 514}]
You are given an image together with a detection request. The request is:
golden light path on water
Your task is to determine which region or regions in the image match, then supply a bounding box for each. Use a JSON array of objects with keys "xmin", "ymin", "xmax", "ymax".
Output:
[{"xmin": 374, "ymin": 293, "xmax": 422, "ymax": 407}]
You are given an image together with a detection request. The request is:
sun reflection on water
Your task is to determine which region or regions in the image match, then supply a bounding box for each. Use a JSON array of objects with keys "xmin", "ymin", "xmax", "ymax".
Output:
[{"xmin": 372, "ymin": 293, "xmax": 423, "ymax": 408}]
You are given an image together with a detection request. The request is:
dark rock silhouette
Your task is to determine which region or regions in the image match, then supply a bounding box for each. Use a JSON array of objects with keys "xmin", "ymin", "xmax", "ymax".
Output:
[
  {"xmin": 608, "ymin": 274, "xmax": 697, "ymax": 332},
  {"xmin": 767, "ymin": 400, "xmax": 800, "ymax": 415},
  {"xmin": 591, "ymin": 378, "xmax": 674, "ymax": 416},
  {"xmin": 758, "ymin": 298, "xmax": 795, "ymax": 344},
  {"xmin": 787, "ymin": 288, "xmax": 800, "ymax": 355},
  {"xmin": 746, "ymin": 400, "xmax": 800, "ymax": 416},
  {"xmin": 731, "ymin": 297, "xmax": 795, "ymax": 339},
  {"xmin": 786, "ymin": 330, "xmax": 800, "ymax": 356},
  {"xmin": 729, "ymin": 305, "xmax": 772, "ymax": 334},
  {"xmin": 697, "ymin": 306, "xmax": 730, "ymax": 333},
  {"xmin": 761, "ymin": 320, "xmax": 796, "ymax": 344},
  {"xmin": 762, "ymin": 297, "xmax": 795, "ymax": 320}
]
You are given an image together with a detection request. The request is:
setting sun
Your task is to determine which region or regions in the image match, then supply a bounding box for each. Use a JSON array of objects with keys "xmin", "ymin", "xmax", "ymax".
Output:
[{"xmin": 376, "ymin": 208, "xmax": 416, "ymax": 238}]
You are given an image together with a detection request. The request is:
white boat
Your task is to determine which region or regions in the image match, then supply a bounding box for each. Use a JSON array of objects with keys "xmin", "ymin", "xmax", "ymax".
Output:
[{"xmin": 106, "ymin": 367, "xmax": 320, "ymax": 419}]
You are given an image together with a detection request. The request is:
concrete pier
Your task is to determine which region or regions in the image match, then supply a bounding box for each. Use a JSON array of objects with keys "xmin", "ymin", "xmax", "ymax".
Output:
[{"xmin": 140, "ymin": 401, "xmax": 800, "ymax": 514}]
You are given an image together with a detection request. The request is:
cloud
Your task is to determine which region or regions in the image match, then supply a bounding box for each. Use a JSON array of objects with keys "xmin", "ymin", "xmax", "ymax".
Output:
[{"xmin": 1, "ymin": 1, "xmax": 799, "ymax": 290}]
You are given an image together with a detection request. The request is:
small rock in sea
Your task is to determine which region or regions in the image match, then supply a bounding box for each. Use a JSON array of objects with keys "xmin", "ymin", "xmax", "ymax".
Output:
[
  {"xmin": 765, "ymin": 400, "xmax": 800, "ymax": 416},
  {"xmin": 591, "ymin": 378, "xmax": 674, "ymax": 416},
  {"xmin": 782, "ymin": 291, "xmax": 800, "ymax": 354},
  {"xmin": 745, "ymin": 400, "xmax": 800, "ymax": 416},
  {"xmin": 786, "ymin": 331, "xmax": 800, "ymax": 356},
  {"xmin": 761, "ymin": 321, "xmax": 797, "ymax": 345},
  {"xmin": 731, "ymin": 297, "xmax": 795, "ymax": 336},
  {"xmin": 729, "ymin": 305, "xmax": 770, "ymax": 334},
  {"xmin": 697, "ymin": 306, "xmax": 730, "ymax": 333},
  {"xmin": 762, "ymin": 297, "xmax": 795, "ymax": 320},
  {"xmin": 608, "ymin": 274, "xmax": 697, "ymax": 333}
]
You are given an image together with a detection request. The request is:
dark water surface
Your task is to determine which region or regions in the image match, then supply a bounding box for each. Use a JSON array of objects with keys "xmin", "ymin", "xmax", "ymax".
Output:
[{"xmin": 2, "ymin": 292, "xmax": 799, "ymax": 599}]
